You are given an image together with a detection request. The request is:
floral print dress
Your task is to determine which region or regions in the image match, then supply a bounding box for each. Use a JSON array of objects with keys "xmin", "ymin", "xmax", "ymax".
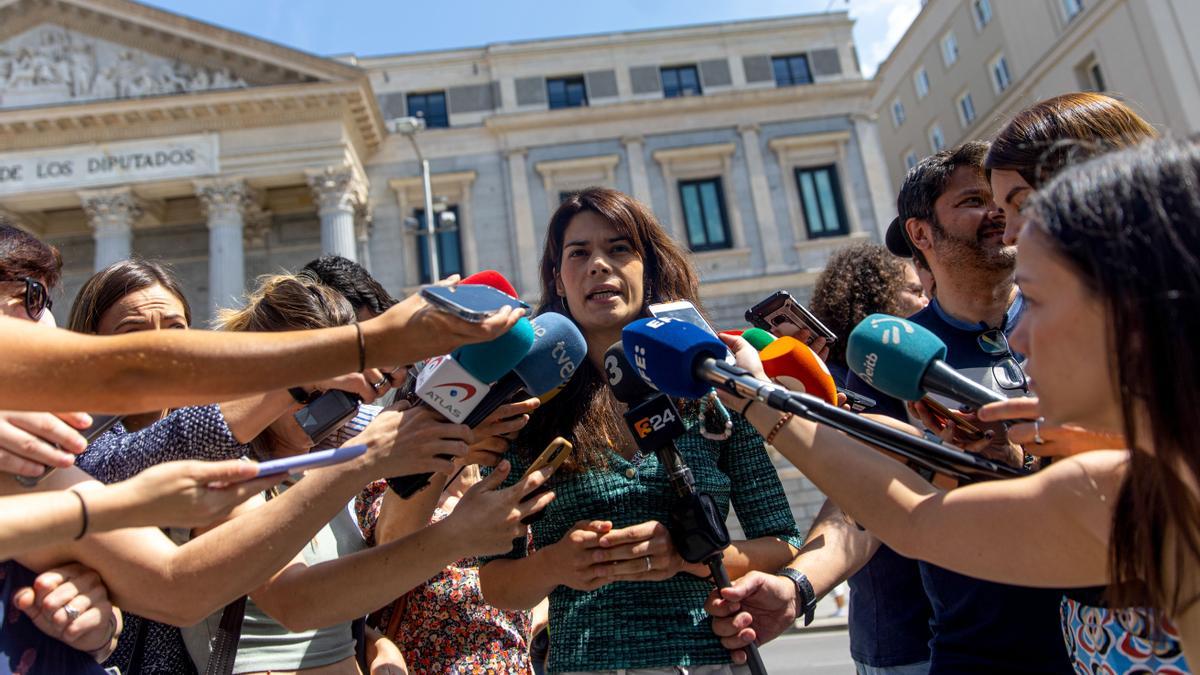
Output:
[{"xmin": 356, "ymin": 481, "xmax": 533, "ymax": 674}]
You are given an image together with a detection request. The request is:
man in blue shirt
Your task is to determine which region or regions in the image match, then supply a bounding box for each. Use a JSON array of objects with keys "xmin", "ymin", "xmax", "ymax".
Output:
[{"xmin": 707, "ymin": 142, "xmax": 1072, "ymax": 675}]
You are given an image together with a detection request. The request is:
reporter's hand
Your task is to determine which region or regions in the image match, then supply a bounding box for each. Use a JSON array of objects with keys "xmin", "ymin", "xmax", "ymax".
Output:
[
  {"xmin": 112, "ymin": 459, "xmax": 284, "ymax": 529},
  {"xmin": 311, "ymin": 369, "xmax": 391, "ymax": 405},
  {"xmin": 444, "ymin": 461, "xmax": 556, "ymax": 557},
  {"xmin": 13, "ymin": 563, "xmax": 120, "ymax": 660},
  {"xmin": 541, "ymin": 520, "xmax": 615, "ymax": 591},
  {"xmin": 714, "ymin": 333, "xmax": 768, "ymax": 411},
  {"xmin": 593, "ymin": 520, "xmax": 709, "ymax": 581},
  {"xmin": 705, "ymin": 571, "xmax": 798, "ymax": 662},
  {"xmin": 353, "ymin": 405, "xmax": 473, "ymax": 478},
  {"xmin": 977, "ymin": 397, "xmax": 1123, "ymax": 458},
  {"xmin": 462, "ymin": 398, "xmax": 539, "ymax": 468},
  {"xmin": 769, "ymin": 323, "xmax": 831, "ymax": 362},
  {"xmin": 908, "ymin": 400, "xmax": 1024, "ymax": 468},
  {"xmin": 368, "ymin": 637, "xmax": 408, "ymax": 675},
  {"xmin": 0, "ymin": 411, "xmax": 92, "ymax": 477},
  {"xmin": 366, "ymin": 278, "xmax": 526, "ymax": 366}
]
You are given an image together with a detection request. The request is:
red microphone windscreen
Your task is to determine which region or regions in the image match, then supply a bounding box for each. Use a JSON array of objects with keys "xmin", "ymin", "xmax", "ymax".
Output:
[
  {"xmin": 760, "ymin": 336, "xmax": 838, "ymax": 405},
  {"xmin": 461, "ymin": 270, "xmax": 518, "ymax": 298}
]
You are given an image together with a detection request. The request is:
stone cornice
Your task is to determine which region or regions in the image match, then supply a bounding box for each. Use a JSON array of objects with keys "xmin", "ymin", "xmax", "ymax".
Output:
[
  {"xmin": 0, "ymin": 80, "xmax": 385, "ymax": 155},
  {"xmin": 484, "ymin": 79, "xmax": 876, "ymax": 133}
]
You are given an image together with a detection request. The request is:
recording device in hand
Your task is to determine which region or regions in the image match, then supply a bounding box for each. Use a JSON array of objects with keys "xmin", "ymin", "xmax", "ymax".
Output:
[
  {"xmin": 420, "ymin": 283, "xmax": 529, "ymax": 323},
  {"xmin": 622, "ymin": 318, "xmax": 1025, "ymax": 482},
  {"xmin": 648, "ymin": 300, "xmax": 734, "ymax": 363},
  {"xmin": 295, "ymin": 389, "xmax": 362, "ymax": 444},
  {"xmin": 254, "ymin": 444, "xmax": 367, "ymax": 478},
  {"xmin": 461, "ymin": 312, "xmax": 587, "ymax": 428},
  {"xmin": 603, "ymin": 340, "xmax": 766, "ymax": 675},
  {"xmin": 14, "ymin": 414, "xmax": 125, "ymax": 487},
  {"xmin": 518, "ymin": 436, "xmax": 572, "ymax": 524},
  {"xmin": 745, "ymin": 290, "xmax": 837, "ymax": 344},
  {"xmin": 845, "ymin": 314, "xmax": 1008, "ymax": 410}
]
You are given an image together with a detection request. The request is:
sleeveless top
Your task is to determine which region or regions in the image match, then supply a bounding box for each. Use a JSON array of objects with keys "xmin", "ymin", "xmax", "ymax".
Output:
[
  {"xmin": 0, "ymin": 561, "xmax": 107, "ymax": 675},
  {"xmin": 1061, "ymin": 589, "xmax": 1190, "ymax": 673}
]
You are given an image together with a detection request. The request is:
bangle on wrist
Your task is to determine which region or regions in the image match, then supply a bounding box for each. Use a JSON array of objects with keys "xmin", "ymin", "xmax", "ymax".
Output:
[
  {"xmin": 68, "ymin": 488, "xmax": 89, "ymax": 540},
  {"xmin": 739, "ymin": 398, "xmax": 755, "ymax": 416},
  {"xmin": 765, "ymin": 412, "xmax": 794, "ymax": 446},
  {"xmin": 775, "ymin": 568, "xmax": 817, "ymax": 626}
]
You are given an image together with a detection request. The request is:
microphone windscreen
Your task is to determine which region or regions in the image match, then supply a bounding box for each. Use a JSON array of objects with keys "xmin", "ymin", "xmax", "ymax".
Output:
[
  {"xmin": 452, "ymin": 316, "xmax": 535, "ymax": 383},
  {"xmin": 461, "ymin": 269, "xmax": 519, "ymax": 299},
  {"xmin": 760, "ymin": 336, "xmax": 838, "ymax": 405},
  {"xmin": 622, "ymin": 317, "xmax": 725, "ymax": 399},
  {"xmin": 604, "ymin": 340, "xmax": 657, "ymax": 404},
  {"xmin": 846, "ymin": 313, "xmax": 947, "ymax": 402},
  {"xmin": 741, "ymin": 327, "xmax": 777, "ymax": 352},
  {"xmin": 512, "ymin": 312, "xmax": 588, "ymax": 396}
]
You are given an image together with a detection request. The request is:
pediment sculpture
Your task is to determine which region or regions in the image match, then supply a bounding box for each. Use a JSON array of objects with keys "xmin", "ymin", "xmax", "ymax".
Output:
[{"xmin": 0, "ymin": 24, "xmax": 249, "ymax": 109}]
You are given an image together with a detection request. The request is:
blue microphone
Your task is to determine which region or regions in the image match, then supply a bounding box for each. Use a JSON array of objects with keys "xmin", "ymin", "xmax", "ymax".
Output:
[
  {"xmin": 453, "ymin": 316, "xmax": 536, "ymax": 383},
  {"xmin": 846, "ymin": 314, "xmax": 1006, "ymax": 409},
  {"xmin": 621, "ymin": 317, "xmax": 730, "ymax": 398},
  {"xmin": 461, "ymin": 312, "xmax": 587, "ymax": 428}
]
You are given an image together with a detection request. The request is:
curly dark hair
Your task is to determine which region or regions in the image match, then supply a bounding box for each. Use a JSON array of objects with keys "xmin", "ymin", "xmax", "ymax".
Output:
[{"xmin": 810, "ymin": 241, "xmax": 909, "ymax": 366}]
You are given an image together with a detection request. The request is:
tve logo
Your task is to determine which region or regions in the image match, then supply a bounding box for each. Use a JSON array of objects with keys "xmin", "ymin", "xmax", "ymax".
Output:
[{"xmin": 551, "ymin": 340, "xmax": 578, "ymax": 381}]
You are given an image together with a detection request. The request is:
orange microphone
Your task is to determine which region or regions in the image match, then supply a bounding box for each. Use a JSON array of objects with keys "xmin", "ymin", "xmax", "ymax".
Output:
[{"xmin": 758, "ymin": 336, "xmax": 839, "ymax": 405}]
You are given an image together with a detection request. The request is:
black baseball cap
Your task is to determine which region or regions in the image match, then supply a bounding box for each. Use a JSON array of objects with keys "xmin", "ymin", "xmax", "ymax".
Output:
[{"xmin": 885, "ymin": 216, "xmax": 913, "ymax": 257}]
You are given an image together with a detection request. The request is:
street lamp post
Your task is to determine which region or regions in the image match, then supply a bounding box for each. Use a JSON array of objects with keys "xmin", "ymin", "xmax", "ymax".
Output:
[{"xmin": 389, "ymin": 116, "xmax": 440, "ymax": 282}]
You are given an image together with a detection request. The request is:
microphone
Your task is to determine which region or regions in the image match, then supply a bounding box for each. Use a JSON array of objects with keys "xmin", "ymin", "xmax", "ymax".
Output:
[
  {"xmin": 621, "ymin": 318, "xmax": 1026, "ymax": 482},
  {"xmin": 461, "ymin": 269, "xmax": 520, "ymax": 298},
  {"xmin": 740, "ymin": 327, "xmax": 777, "ymax": 351},
  {"xmin": 845, "ymin": 314, "xmax": 1006, "ymax": 409},
  {"xmin": 758, "ymin": 336, "xmax": 839, "ymax": 405},
  {"xmin": 461, "ymin": 312, "xmax": 587, "ymax": 427},
  {"xmin": 604, "ymin": 340, "xmax": 657, "ymax": 403}
]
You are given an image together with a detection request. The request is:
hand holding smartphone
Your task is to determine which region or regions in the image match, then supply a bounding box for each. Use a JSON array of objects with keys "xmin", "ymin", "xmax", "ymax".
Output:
[
  {"xmin": 745, "ymin": 291, "xmax": 838, "ymax": 344},
  {"xmin": 520, "ymin": 437, "xmax": 572, "ymax": 524},
  {"xmin": 254, "ymin": 444, "xmax": 368, "ymax": 478},
  {"xmin": 421, "ymin": 284, "xmax": 530, "ymax": 323},
  {"xmin": 917, "ymin": 397, "xmax": 985, "ymax": 441}
]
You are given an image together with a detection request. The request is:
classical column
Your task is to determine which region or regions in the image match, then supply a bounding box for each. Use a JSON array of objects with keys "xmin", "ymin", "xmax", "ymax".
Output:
[
  {"xmin": 79, "ymin": 187, "xmax": 141, "ymax": 272},
  {"xmin": 355, "ymin": 203, "xmax": 373, "ymax": 274},
  {"xmin": 622, "ymin": 136, "xmax": 653, "ymax": 206},
  {"xmin": 738, "ymin": 124, "xmax": 786, "ymax": 272},
  {"xmin": 852, "ymin": 113, "xmax": 896, "ymax": 241},
  {"xmin": 307, "ymin": 165, "xmax": 365, "ymax": 262},
  {"xmin": 195, "ymin": 178, "xmax": 254, "ymax": 312},
  {"xmin": 505, "ymin": 148, "xmax": 539, "ymax": 297}
]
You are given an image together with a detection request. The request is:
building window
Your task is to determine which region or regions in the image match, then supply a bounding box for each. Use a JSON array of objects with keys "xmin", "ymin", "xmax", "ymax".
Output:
[
  {"xmin": 772, "ymin": 54, "xmax": 813, "ymax": 87},
  {"xmin": 407, "ymin": 91, "xmax": 448, "ymax": 128},
  {"xmin": 990, "ymin": 55, "xmax": 1012, "ymax": 94},
  {"xmin": 661, "ymin": 65, "xmax": 702, "ymax": 98},
  {"xmin": 929, "ymin": 123, "xmax": 946, "ymax": 153},
  {"xmin": 891, "ymin": 99, "xmax": 906, "ymax": 128},
  {"xmin": 972, "ymin": 0, "xmax": 993, "ymax": 30},
  {"xmin": 794, "ymin": 165, "xmax": 849, "ymax": 239},
  {"xmin": 957, "ymin": 92, "xmax": 977, "ymax": 127},
  {"xmin": 913, "ymin": 67, "xmax": 930, "ymax": 99},
  {"xmin": 941, "ymin": 32, "xmax": 959, "ymax": 67},
  {"xmin": 678, "ymin": 178, "xmax": 731, "ymax": 251},
  {"xmin": 547, "ymin": 76, "xmax": 588, "ymax": 109},
  {"xmin": 414, "ymin": 206, "xmax": 462, "ymax": 284},
  {"xmin": 1061, "ymin": 0, "xmax": 1084, "ymax": 21},
  {"xmin": 1080, "ymin": 57, "xmax": 1106, "ymax": 91},
  {"xmin": 904, "ymin": 150, "xmax": 919, "ymax": 172}
]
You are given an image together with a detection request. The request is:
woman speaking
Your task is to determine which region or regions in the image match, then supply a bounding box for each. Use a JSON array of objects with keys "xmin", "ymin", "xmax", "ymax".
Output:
[{"xmin": 478, "ymin": 187, "xmax": 802, "ymax": 673}]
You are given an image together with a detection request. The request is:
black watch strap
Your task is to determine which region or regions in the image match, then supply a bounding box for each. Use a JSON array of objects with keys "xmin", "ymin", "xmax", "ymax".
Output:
[
  {"xmin": 289, "ymin": 387, "xmax": 314, "ymax": 405},
  {"xmin": 776, "ymin": 568, "xmax": 818, "ymax": 626}
]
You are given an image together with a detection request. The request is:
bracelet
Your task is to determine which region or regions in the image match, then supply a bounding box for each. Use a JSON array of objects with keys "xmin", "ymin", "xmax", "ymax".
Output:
[
  {"xmin": 765, "ymin": 413, "xmax": 794, "ymax": 446},
  {"xmin": 68, "ymin": 488, "xmax": 88, "ymax": 540},
  {"xmin": 739, "ymin": 397, "xmax": 755, "ymax": 416},
  {"xmin": 353, "ymin": 322, "xmax": 366, "ymax": 373}
]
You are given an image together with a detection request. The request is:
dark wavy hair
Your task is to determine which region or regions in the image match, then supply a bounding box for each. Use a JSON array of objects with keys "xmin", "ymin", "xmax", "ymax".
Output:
[
  {"xmin": 1025, "ymin": 136, "xmax": 1200, "ymax": 617},
  {"xmin": 522, "ymin": 187, "xmax": 702, "ymax": 473},
  {"xmin": 302, "ymin": 255, "xmax": 396, "ymax": 316},
  {"xmin": 985, "ymin": 92, "xmax": 1158, "ymax": 189},
  {"xmin": 68, "ymin": 259, "xmax": 192, "ymax": 334},
  {"xmin": 0, "ymin": 221, "xmax": 63, "ymax": 291},
  {"xmin": 896, "ymin": 142, "xmax": 989, "ymax": 269},
  {"xmin": 810, "ymin": 242, "xmax": 909, "ymax": 366}
]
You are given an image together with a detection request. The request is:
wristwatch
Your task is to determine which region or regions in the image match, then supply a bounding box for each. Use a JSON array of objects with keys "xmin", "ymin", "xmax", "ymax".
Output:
[{"xmin": 775, "ymin": 568, "xmax": 818, "ymax": 627}]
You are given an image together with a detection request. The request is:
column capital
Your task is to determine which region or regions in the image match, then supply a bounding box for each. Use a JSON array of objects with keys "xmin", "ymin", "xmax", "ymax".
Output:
[
  {"xmin": 78, "ymin": 187, "xmax": 142, "ymax": 236},
  {"xmin": 194, "ymin": 177, "xmax": 258, "ymax": 223},
  {"xmin": 503, "ymin": 147, "xmax": 528, "ymax": 160},
  {"xmin": 621, "ymin": 135, "xmax": 645, "ymax": 147},
  {"xmin": 306, "ymin": 165, "xmax": 367, "ymax": 216},
  {"xmin": 737, "ymin": 123, "xmax": 761, "ymax": 135}
]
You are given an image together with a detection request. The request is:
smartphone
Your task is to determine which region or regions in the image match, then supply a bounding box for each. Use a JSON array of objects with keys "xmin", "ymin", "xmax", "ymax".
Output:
[
  {"xmin": 648, "ymin": 300, "xmax": 735, "ymax": 363},
  {"xmin": 421, "ymin": 284, "xmax": 530, "ymax": 323},
  {"xmin": 838, "ymin": 387, "xmax": 877, "ymax": 413},
  {"xmin": 519, "ymin": 437, "xmax": 572, "ymax": 524},
  {"xmin": 294, "ymin": 390, "xmax": 361, "ymax": 444},
  {"xmin": 255, "ymin": 444, "xmax": 368, "ymax": 477},
  {"xmin": 920, "ymin": 396, "xmax": 985, "ymax": 440},
  {"xmin": 745, "ymin": 291, "xmax": 838, "ymax": 344},
  {"xmin": 13, "ymin": 414, "xmax": 124, "ymax": 488}
]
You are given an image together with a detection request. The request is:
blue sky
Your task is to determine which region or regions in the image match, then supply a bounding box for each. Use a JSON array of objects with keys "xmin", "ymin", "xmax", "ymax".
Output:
[{"xmin": 142, "ymin": 0, "xmax": 920, "ymax": 77}]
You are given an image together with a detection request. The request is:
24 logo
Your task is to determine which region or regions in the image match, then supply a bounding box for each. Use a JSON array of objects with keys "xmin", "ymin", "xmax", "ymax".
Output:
[{"xmin": 634, "ymin": 408, "xmax": 677, "ymax": 438}]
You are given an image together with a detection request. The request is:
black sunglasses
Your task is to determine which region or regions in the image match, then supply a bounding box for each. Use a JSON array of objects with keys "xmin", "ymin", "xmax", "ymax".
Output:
[
  {"xmin": 2, "ymin": 277, "xmax": 52, "ymax": 321},
  {"xmin": 977, "ymin": 328, "xmax": 1029, "ymax": 394}
]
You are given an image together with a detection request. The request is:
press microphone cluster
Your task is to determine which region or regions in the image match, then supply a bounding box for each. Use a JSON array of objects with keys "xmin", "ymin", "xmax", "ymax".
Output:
[
  {"xmin": 387, "ymin": 272, "xmax": 587, "ymax": 498},
  {"xmin": 621, "ymin": 318, "xmax": 1026, "ymax": 483}
]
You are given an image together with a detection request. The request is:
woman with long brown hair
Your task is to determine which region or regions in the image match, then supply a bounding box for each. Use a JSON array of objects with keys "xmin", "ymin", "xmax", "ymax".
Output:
[{"xmin": 478, "ymin": 187, "xmax": 802, "ymax": 673}]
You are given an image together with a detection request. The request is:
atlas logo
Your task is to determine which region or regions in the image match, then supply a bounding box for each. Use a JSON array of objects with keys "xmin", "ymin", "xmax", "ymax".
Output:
[
  {"xmin": 431, "ymin": 382, "xmax": 478, "ymax": 402},
  {"xmin": 861, "ymin": 352, "xmax": 879, "ymax": 384},
  {"xmin": 870, "ymin": 316, "xmax": 914, "ymax": 345}
]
